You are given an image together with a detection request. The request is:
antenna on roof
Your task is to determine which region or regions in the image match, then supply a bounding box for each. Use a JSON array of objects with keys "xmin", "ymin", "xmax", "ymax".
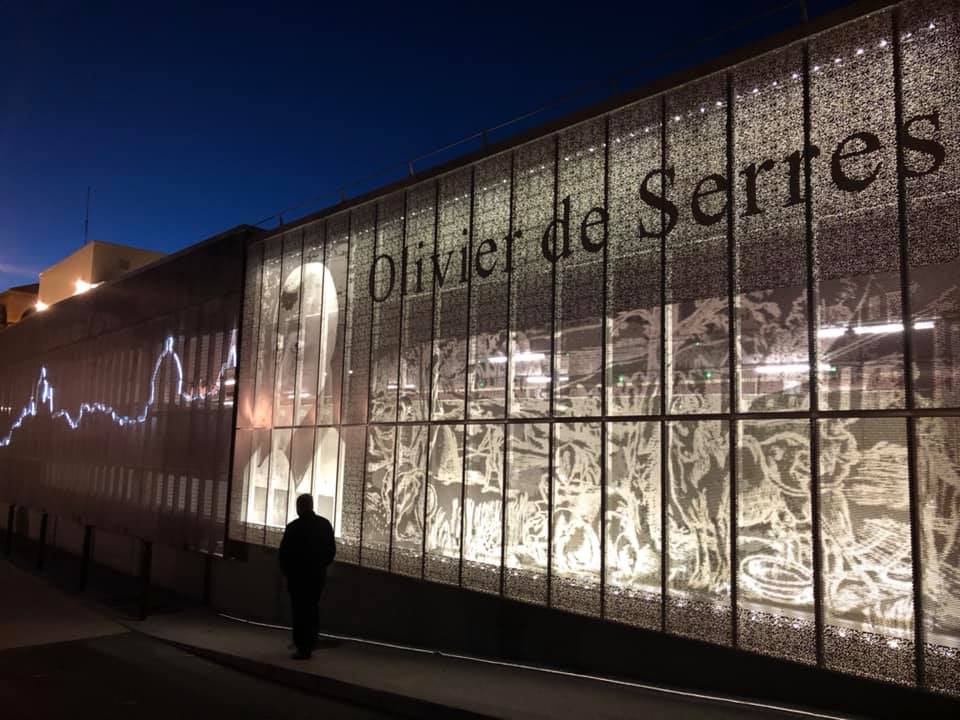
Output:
[{"xmin": 84, "ymin": 186, "xmax": 91, "ymax": 245}]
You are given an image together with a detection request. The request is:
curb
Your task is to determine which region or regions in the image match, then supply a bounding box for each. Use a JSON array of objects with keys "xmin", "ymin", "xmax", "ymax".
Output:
[{"xmin": 138, "ymin": 632, "xmax": 497, "ymax": 720}]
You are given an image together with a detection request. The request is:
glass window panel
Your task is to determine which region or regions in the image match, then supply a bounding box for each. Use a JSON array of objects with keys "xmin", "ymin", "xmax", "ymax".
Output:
[
  {"xmin": 391, "ymin": 424, "xmax": 427, "ymax": 578},
  {"xmin": 253, "ymin": 238, "xmax": 282, "ymax": 427},
  {"xmin": 342, "ymin": 205, "xmax": 376, "ymax": 424},
  {"xmin": 425, "ymin": 423, "xmax": 464, "ymax": 584},
  {"xmin": 916, "ymin": 416, "xmax": 960, "ymax": 696},
  {"xmin": 468, "ymin": 154, "xmax": 511, "ymax": 419},
  {"xmin": 607, "ymin": 100, "xmax": 662, "ymax": 416},
  {"xmin": 463, "ymin": 423, "xmax": 504, "ymax": 594},
  {"xmin": 399, "ymin": 183, "xmax": 436, "ymax": 421},
  {"xmin": 811, "ymin": 11, "xmax": 904, "ymax": 411},
  {"xmin": 370, "ymin": 192, "xmax": 405, "ymax": 422},
  {"xmin": 294, "ymin": 221, "xmax": 325, "ymax": 425},
  {"xmin": 665, "ymin": 75, "xmax": 730, "ymax": 415},
  {"xmin": 335, "ymin": 425, "xmax": 366, "ymax": 563},
  {"xmin": 361, "ymin": 425, "xmax": 395, "ymax": 570},
  {"xmin": 902, "ymin": 0, "xmax": 960, "ymax": 410},
  {"xmin": 285, "ymin": 426, "xmax": 315, "ymax": 524},
  {"xmin": 504, "ymin": 422, "xmax": 549, "ymax": 604},
  {"xmin": 274, "ymin": 232, "xmax": 303, "ymax": 428},
  {"xmin": 245, "ymin": 428, "xmax": 272, "ymax": 542},
  {"xmin": 432, "ymin": 169, "xmax": 472, "ymax": 420},
  {"xmin": 509, "ymin": 138, "xmax": 555, "ymax": 418},
  {"xmin": 319, "ymin": 214, "xmax": 349, "ymax": 425},
  {"xmin": 733, "ymin": 46, "xmax": 810, "ymax": 412},
  {"xmin": 313, "ymin": 426, "xmax": 339, "ymax": 524},
  {"xmin": 819, "ymin": 417, "xmax": 915, "ymax": 684},
  {"xmin": 666, "ymin": 419, "xmax": 731, "ymax": 645},
  {"xmin": 605, "ymin": 421, "xmax": 661, "ymax": 629},
  {"xmin": 555, "ymin": 120, "xmax": 604, "ymax": 417},
  {"xmin": 265, "ymin": 428, "xmax": 292, "ymax": 546},
  {"xmin": 551, "ymin": 422, "xmax": 602, "ymax": 616},
  {"xmin": 737, "ymin": 419, "xmax": 815, "ymax": 664}
]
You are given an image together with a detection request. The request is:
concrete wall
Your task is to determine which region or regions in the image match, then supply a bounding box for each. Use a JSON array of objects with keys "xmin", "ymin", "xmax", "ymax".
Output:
[
  {"xmin": 0, "ymin": 290, "xmax": 38, "ymax": 324},
  {"xmin": 37, "ymin": 241, "xmax": 164, "ymax": 307}
]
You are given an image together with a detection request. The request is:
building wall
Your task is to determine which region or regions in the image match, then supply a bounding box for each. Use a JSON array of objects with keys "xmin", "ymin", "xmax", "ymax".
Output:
[
  {"xmin": 0, "ymin": 228, "xmax": 250, "ymax": 554},
  {"xmin": 0, "ymin": 290, "xmax": 39, "ymax": 325},
  {"xmin": 37, "ymin": 241, "xmax": 165, "ymax": 307},
  {"xmin": 230, "ymin": 0, "xmax": 959, "ymax": 695}
]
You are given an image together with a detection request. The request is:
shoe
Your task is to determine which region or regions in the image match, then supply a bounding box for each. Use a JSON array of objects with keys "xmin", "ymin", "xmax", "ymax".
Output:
[{"xmin": 291, "ymin": 650, "xmax": 311, "ymax": 660}]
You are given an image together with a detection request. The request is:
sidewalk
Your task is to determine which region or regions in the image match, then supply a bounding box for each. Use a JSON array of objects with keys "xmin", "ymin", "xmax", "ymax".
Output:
[{"xmin": 131, "ymin": 609, "xmax": 847, "ymax": 720}]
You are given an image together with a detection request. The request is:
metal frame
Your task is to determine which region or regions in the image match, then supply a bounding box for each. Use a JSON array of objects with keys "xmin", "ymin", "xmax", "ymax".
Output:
[{"xmin": 230, "ymin": 0, "xmax": 954, "ymax": 692}]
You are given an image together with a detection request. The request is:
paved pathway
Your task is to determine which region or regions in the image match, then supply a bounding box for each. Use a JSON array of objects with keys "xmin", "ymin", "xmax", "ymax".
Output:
[{"xmin": 134, "ymin": 609, "xmax": 848, "ymax": 720}]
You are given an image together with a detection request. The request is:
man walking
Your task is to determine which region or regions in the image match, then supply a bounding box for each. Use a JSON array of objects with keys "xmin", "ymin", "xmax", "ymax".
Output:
[{"xmin": 279, "ymin": 494, "xmax": 336, "ymax": 660}]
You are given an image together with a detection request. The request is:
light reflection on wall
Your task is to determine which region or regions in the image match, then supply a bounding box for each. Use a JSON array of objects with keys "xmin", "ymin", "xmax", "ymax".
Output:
[{"xmin": 229, "ymin": 0, "xmax": 960, "ymax": 695}]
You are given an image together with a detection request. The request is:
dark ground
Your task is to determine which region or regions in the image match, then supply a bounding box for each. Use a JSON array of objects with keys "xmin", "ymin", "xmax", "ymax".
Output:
[
  {"xmin": 0, "ymin": 556, "xmax": 394, "ymax": 720},
  {"xmin": 0, "ymin": 633, "xmax": 395, "ymax": 720}
]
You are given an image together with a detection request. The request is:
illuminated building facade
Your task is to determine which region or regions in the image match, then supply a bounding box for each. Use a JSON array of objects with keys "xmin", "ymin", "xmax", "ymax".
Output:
[{"xmin": 0, "ymin": 0, "xmax": 958, "ymax": 700}]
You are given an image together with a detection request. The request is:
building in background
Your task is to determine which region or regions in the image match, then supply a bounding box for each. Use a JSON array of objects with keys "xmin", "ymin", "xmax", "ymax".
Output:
[
  {"xmin": 35, "ymin": 240, "xmax": 164, "ymax": 311},
  {"xmin": 0, "ymin": 284, "xmax": 39, "ymax": 328}
]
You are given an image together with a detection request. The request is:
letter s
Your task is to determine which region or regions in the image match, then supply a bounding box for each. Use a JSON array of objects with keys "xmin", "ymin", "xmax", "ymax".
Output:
[
  {"xmin": 902, "ymin": 111, "xmax": 946, "ymax": 178},
  {"xmin": 638, "ymin": 167, "xmax": 678, "ymax": 238}
]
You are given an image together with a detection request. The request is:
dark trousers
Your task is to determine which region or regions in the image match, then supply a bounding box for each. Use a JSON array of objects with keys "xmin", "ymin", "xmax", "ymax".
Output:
[{"xmin": 290, "ymin": 591, "xmax": 319, "ymax": 654}]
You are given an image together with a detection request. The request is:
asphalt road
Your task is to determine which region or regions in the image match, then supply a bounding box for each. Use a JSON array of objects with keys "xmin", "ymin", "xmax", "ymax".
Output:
[{"xmin": 0, "ymin": 560, "xmax": 394, "ymax": 720}]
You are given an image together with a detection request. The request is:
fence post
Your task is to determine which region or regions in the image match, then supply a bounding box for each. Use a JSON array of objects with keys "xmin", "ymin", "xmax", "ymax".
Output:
[
  {"xmin": 79, "ymin": 525, "xmax": 94, "ymax": 591},
  {"xmin": 36, "ymin": 513, "xmax": 48, "ymax": 571},
  {"xmin": 202, "ymin": 553, "xmax": 213, "ymax": 606},
  {"xmin": 138, "ymin": 540, "xmax": 152, "ymax": 621},
  {"xmin": 4, "ymin": 504, "xmax": 14, "ymax": 556}
]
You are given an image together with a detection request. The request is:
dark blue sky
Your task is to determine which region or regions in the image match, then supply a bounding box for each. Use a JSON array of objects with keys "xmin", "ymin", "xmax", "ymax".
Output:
[{"xmin": 0, "ymin": 0, "xmax": 852, "ymax": 288}]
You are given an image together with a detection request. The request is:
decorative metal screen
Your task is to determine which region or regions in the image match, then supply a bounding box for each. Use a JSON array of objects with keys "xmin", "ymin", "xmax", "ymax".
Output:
[
  {"xmin": 0, "ymin": 231, "xmax": 247, "ymax": 554},
  {"xmin": 227, "ymin": 0, "xmax": 958, "ymax": 695}
]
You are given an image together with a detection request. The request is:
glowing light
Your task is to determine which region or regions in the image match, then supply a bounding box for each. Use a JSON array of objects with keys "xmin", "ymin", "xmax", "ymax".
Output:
[
  {"xmin": 0, "ymin": 331, "xmax": 237, "ymax": 448},
  {"xmin": 74, "ymin": 279, "xmax": 102, "ymax": 295},
  {"xmin": 754, "ymin": 362, "xmax": 833, "ymax": 375},
  {"xmin": 35, "ymin": 300, "xmax": 49, "ymax": 312},
  {"xmin": 817, "ymin": 320, "xmax": 934, "ymax": 338}
]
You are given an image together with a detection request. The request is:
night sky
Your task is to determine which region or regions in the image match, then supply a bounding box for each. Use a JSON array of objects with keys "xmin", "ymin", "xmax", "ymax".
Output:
[{"xmin": 0, "ymin": 0, "xmax": 853, "ymax": 289}]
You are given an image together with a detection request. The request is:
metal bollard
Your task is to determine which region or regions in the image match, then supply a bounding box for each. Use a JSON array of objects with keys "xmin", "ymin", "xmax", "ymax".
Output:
[
  {"xmin": 36, "ymin": 513, "xmax": 48, "ymax": 571},
  {"xmin": 79, "ymin": 525, "xmax": 94, "ymax": 591},
  {"xmin": 4, "ymin": 504, "xmax": 14, "ymax": 556},
  {"xmin": 138, "ymin": 540, "xmax": 152, "ymax": 621}
]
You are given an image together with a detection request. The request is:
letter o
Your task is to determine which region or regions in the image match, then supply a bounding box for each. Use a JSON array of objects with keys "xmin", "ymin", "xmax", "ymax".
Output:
[{"xmin": 369, "ymin": 253, "xmax": 396, "ymax": 302}]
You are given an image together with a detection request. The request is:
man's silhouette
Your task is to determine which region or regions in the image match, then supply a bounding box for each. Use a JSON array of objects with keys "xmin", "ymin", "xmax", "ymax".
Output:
[{"xmin": 279, "ymin": 494, "xmax": 336, "ymax": 660}]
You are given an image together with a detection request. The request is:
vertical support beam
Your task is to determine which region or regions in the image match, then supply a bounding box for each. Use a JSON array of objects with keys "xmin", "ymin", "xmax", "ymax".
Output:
[
  {"xmin": 222, "ymin": 228, "xmax": 250, "ymax": 556},
  {"xmin": 659, "ymin": 94, "xmax": 670, "ymax": 634},
  {"xmin": 546, "ymin": 134, "xmax": 560, "ymax": 609},
  {"xmin": 36, "ymin": 512, "xmax": 48, "ymax": 572},
  {"xmin": 458, "ymin": 167, "xmax": 477, "ymax": 587},
  {"xmin": 388, "ymin": 192, "xmax": 409, "ymax": 575},
  {"xmin": 802, "ymin": 40, "xmax": 826, "ymax": 669},
  {"xmin": 203, "ymin": 553, "xmax": 214, "ymax": 606},
  {"xmin": 422, "ymin": 180, "xmax": 441, "ymax": 580},
  {"xmin": 599, "ymin": 114, "xmax": 611, "ymax": 619},
  {"xmin": 725, "ymin": 71, "xmax": 740, "ymax": 649},
  {"xmin": 80, "ymin": 525, "xmax": 94, "ymax": 592},
  {"xmin": 138, "ymin": 539, "xmax": 152, "ymax": 621},
  {"xmin": 891, "ymin": 7, "xmax": 925, "ymax": 689},
  {"xmin": 358, "ymin": 203, "xmax": 380, "ymax": 567},
  {"xmin": 4, "ymin": 504, "xmax": 14, "ymax": 556},
  {"xmin": 500, "ymin": 153, "xmax": 516, "ymax": 599},
  {"xmin": 333, "ymin": 215, "xmax": 351, "ymax": 553}
]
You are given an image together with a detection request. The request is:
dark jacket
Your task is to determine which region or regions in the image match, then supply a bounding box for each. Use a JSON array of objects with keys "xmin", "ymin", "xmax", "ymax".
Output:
[{"xmin": 278, "ymin": 512, "xmax": 336, "ymax": 598}]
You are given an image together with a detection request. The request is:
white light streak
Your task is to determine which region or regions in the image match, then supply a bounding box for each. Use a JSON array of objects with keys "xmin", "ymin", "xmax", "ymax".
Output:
[
  {"xmin": 0, "ymin": 331, "xmax": 237, "ymax": 448},
  {"xmin": 817, "ymin": 320, "xmax": 934, "ymax": 338},
  {"xmin": 754, "ymin": 363, "xmax": 833, "ymax": 375}
]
